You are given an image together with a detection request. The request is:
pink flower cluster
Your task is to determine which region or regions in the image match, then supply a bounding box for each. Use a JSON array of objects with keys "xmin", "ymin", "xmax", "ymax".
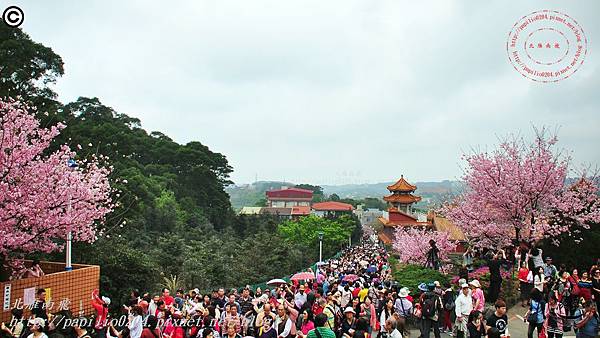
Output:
[
  {"xmin": 0, "ymin": 98, "xmax": 114, "ymax": 260},
  {"xmin": 443, "ymin": 129, "xmax": 600, "ymax": 249},
  {"xmin": 392, "ymin": 227, "xmax": 455, "ymax": 266}
]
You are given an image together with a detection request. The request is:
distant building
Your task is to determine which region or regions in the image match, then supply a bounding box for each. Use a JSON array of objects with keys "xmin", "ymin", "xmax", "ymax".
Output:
[
  {"xmin": 311, "ymin": 201, "xmax": 354, "ymax": 217},
  {"xmin": 354, "ymin": 205, "xmax": 383, "ymax": 225},
  {"xmin": 428, "ymin": 211, "xmax": 467, "ymax": 251},
  {"xmin": 376, "ymin": 175, "xmax": 466, "ymax": 251},
  {"xmin": 291, "ymin": 205, "xmax": 311, "ymax": 219},
  {"xmin": 239, "ymin": 206, "xmax": 262, "ymax": 215},
  {"xmin": 260, "ymin": 207, "xmax": 292, "ymax": 219},
  {"xmin": 259, "ymin": 205, "xmax": 311, "ymax": 220},
  {"xmin": 266, "ymin": 187, "xmax": 313, "ymax": 208}
]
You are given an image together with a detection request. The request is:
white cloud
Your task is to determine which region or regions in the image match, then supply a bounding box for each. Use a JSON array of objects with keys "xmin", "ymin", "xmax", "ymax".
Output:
[{"xmin": 15, "ymin": 0, "xmax": 600, "ymax": 184}]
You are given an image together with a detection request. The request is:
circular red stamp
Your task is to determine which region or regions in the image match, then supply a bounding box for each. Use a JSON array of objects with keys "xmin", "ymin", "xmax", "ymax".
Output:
[{"xmin": 507, "ymin": 10, "xmax": 588, "ymax": 83}]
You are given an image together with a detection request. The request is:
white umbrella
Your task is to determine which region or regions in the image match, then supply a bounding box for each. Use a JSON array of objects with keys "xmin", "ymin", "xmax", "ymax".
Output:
[{"xmin": 266, "ymin": 278, "xmax": 287, "ymax": 286}]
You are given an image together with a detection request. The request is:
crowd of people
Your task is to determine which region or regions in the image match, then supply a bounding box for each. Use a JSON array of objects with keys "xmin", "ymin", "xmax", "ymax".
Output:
[
  {"xmin": 1, "ymin": 238, "xmax": 599, "ymax": 338},
  {"xmin": 513, "ymin": 247, "xmax": 600, "ymax": 338}
]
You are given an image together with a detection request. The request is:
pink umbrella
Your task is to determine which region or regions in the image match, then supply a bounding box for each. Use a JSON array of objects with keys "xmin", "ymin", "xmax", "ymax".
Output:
[
  {"xmin": 343, "ymin": 274, "xmax": 359, "ymax": 282},
  {"xmin": 291, "ymin": 272, "xmax": 315, "ymax": 281}
]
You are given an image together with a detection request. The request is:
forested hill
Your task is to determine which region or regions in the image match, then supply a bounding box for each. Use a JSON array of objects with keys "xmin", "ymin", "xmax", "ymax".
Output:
[
  {"xmin": 1, "ymin": 24, "xmax": 340, "ymax": 303},
  {"xmin": 0, "ymin": 25, "xmax": 234, "ymax": 229}
]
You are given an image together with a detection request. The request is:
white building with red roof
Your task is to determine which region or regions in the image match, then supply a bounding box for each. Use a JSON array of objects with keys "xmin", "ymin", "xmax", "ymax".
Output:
[{"xmin": 265, "ymin": 186, "xmax": 313, "ymax": 208}]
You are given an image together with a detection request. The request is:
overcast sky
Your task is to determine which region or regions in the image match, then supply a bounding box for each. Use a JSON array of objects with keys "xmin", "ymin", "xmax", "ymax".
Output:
[{"xmin": 13, "ymin": 0, "xmax": 600, "ymax": 185}]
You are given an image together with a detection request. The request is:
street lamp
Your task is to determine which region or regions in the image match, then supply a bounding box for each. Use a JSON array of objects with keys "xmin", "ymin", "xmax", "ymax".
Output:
[
  {"xmin": 317, "ymin": 231, "xmax": 324, "ymax": 279},
  {"xmin": 318, "ymin": 231, "xmax": 324, "ymax": 263},
  {"xmin": 65, "ymin": 159, "xmax": 78, "ymax": 271}
]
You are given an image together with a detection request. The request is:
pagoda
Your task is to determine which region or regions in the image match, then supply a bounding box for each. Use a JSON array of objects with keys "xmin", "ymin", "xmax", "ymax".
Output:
[
  {"xmin": 377, "ymin": 175, "xmax": 430, "ymax": 244},
  {"xmin": 383, "ymin": 175, "xmax": 422, "ymax": 215},
  {"xmin": 376, "ymin": 175, "xmax": 466, "ymax": 251}
]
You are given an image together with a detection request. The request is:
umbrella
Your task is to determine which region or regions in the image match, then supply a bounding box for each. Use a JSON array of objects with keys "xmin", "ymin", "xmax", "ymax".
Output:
[
  {"xmin": 343, "ymin": 274, "xmax": 359, "ymax": 282},
  {"xmin": 359, "ymin": 260, "xmax": 369, "ymax": 267},
  {"xmin": 366, "ymin": 266, "xmax": 377, "ymax": 273},
  {"xmin": 267, "ymin": 278, "xmax": 287, "ymax": 286},
  {"xmin": 290, "ymin": 272, "xmax": 315, "ymax": 281}
]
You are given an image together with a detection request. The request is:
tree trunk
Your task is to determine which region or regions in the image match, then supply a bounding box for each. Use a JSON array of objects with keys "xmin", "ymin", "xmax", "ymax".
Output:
[{"xmin": 0, "ymin": 254, "xmax": 9, "ymax": 282}]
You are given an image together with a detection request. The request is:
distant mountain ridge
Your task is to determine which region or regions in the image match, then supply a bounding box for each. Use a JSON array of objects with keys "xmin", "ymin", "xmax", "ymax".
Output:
[{"xmin": 226, "ymin": 180, "xmax": 464, "ymax": 210}]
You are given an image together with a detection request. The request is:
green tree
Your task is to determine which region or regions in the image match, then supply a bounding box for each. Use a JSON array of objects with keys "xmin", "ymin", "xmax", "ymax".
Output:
[
  {"xmin": 278, "ymin": 215, "xmax": 355, "ymax": 259},
  {"xmin": 0, "ymin": 25, "xmax": 64, "ymax": 103},
  {"xmin": 254, "ymin": 198, "xmax": 267, "ymax": 207}
]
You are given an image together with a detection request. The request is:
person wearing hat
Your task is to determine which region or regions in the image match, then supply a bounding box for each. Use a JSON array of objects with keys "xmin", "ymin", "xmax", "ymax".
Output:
[
  {"xmin": 340, "ymin": 307, "xmax": 356, "ymax": 338},
  {"xmin": 433, "ymin": 281, "xmax": 443, "ymax": 296},
  {"xmin": 91, "ymin": 289, "xmax": 109, "ymax": 337},
  {"xmin": 295, "ymin": 285, "xmax": 308, "ymax": 309},
  {"xmin": 26, "ymin": 317, "xmax": 47, "ymax": 338},
  {"xmin": 469, "ymin": 280, "xmax": 485, "ymax": 313},
  {"xmin": 394, "ymin": 288, "xmax": 413, "ymax": 337},
  {"xmin": 454, "ymin": 283, "xmax": 473, "ymax": 338}
]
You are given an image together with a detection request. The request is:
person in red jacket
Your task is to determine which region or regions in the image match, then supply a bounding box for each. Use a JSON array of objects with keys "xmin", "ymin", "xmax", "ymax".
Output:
[
  {"xmin": 162, "ymin": 289, "xmax": 175, "ymax": 308},
  {"xmin": 91, "ymin": 289, "xmax": 110, "ymax": 338}
]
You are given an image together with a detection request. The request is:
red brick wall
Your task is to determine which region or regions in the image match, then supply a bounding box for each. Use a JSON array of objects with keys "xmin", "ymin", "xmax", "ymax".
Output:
[{"xmin": 0, "ymin": 261, "xmax": 99, "ymax": 324}]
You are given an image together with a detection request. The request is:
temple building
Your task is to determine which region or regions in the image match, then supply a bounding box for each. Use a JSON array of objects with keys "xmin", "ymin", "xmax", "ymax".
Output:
[
  {"xmin": 383, "ymin": 175, "xmax": 424, "ymax": 222},
  {"xmin": 377, "ymin": 175, "xmax": 465, "ymax": 251}
]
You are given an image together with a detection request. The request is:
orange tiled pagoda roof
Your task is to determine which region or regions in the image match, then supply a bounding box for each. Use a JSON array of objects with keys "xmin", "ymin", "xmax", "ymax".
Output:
[
  {"xmin": 387, "ymin": 175, "xmax": 417, "ymax": 192},
  {"xmin": 383, "ymin": 193, "xmax": 422, "ymax": 204}
]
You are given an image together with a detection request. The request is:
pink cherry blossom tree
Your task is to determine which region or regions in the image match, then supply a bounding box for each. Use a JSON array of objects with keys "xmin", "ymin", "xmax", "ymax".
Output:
[
  {"xmin": 392, "ymin": 227, "xmax": 455, "ymax": 266},
  {"xmin": 444, "ymin": 128, "xmax": 600, "ymax": 249},
  {"xmin": 0, "ymin": 98, "xmax": 113, "ymax": 274}
]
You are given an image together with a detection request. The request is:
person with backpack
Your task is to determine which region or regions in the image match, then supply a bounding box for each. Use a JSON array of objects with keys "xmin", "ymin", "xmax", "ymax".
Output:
[
  {"xmin": 544, "ymin": 294, "xmax": 566, "ymax": 338},
  {"xmin": 393, "ymin": 288, "xmax": 412, "ymax": 337},
  {"xmin": 339, "ymin": 308, "xmax": 356, "ymax": 338},
  {"xmin": 574, "ymin": 301, "xmax": 599, "ymax": 338},
  {"xmin": 524, "ymin": 289, "xmax": 545, "ymax": 338},
  {"xmin": 322, "ymin": 296, "xmax": 340, "ymax": 333},
  {"xmin": 440, "ymin": 283, "xmax": 455, "ymax": 334},
  {"xmin": 420, "ymin": 283, "xmax": 443, "ymax": 338}
]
